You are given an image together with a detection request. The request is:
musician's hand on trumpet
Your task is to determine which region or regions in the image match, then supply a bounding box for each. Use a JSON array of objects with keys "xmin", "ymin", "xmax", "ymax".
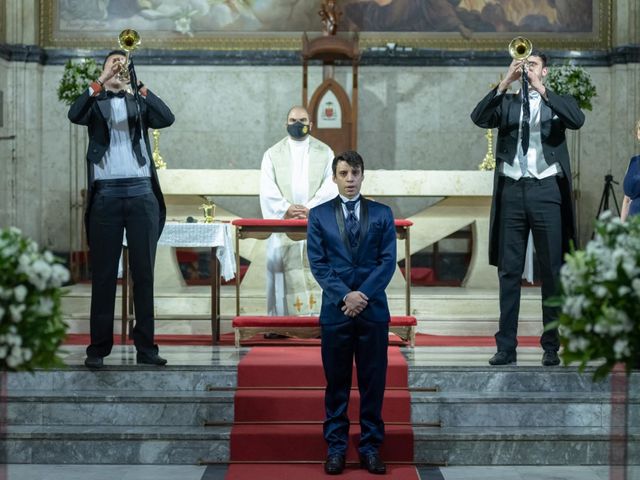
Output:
[
  {"xmin": 97, "ymin": 52, "xmax": 129, "ymax": 91},
  {"xmin": 498, "ymin": 58, "xmax": 526, "ymax": 94}
]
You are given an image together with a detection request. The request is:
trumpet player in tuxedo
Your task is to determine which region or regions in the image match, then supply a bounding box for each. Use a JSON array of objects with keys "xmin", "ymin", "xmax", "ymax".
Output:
[
  {"xmin": 68, "ymin": 47, "xmax": 174, "ymax": 369},
  {"xmin": 470, "ymin": 44, "xmax": 585, "ymax": 367}
]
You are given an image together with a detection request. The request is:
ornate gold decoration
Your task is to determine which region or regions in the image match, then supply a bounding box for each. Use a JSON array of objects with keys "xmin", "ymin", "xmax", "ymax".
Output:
[
  {"xmin": 151, "ymin": 129, "xmax": 167, "ymax": 169},
  {"xmin": 309, "ymin": 294, "xmax": 317, "ymax": 310},
  {"xmin": 479, "ymin": 128, "xmax": 496, "ymax": 171},
  {"xmin": 293, "ymin": 296, "xmax": 303, "ymax": 313}
]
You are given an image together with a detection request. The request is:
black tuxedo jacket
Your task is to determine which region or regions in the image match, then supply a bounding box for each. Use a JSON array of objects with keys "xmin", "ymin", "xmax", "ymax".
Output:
[
  {"xmin": 68, "ymin": 88, "xmax": 175, "ymax": 244},
  {"xmin": 470, "ymin": 86, "xmax": 585, "ymax": 265}
]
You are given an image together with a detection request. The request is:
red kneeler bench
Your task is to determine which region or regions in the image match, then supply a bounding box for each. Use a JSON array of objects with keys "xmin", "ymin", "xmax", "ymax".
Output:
[{"xmin": 232, "ymin": 315, "xmax": 417, "ymax": 348}]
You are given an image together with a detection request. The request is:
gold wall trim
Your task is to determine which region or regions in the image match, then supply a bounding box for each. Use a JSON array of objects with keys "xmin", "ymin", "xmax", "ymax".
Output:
[{"xmin": 40, "ymin": 0, "xmax": 612, "ymax": 52}]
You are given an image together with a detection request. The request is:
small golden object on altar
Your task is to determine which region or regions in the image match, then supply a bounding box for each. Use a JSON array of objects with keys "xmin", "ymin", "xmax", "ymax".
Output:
[
  {"xmin": 152, "ymin": 129, "xmax": 167, "ymax": 169},
  {"xmin": 200, "ymin": 202, "xmax": 215, "ymax": 223}
]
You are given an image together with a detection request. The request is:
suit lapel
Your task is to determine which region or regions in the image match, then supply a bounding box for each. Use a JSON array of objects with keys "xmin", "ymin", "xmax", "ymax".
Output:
[
  {"xmin": 97, "ymin": 97, "xmax": 111, "ymax": 124},
  {"xmin": 332, "ymin": 197, "xmax": 352, "ymax": 255},
  {"xmin": 355, "ymin": 198, "xmax": 369, "ymax": 260}
]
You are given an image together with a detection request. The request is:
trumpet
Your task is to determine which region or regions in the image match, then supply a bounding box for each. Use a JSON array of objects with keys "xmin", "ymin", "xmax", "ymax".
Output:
[
  {"xmin": 115, "ymin": 29, "xmax": 141, "ymax": 83},
  {"xmin": 508, "ymin": 36, "xmax": 532, "ymax": 61},
  {"xmin": 508, "ymin": 36, "xmax": 532, "ymax": 89}
]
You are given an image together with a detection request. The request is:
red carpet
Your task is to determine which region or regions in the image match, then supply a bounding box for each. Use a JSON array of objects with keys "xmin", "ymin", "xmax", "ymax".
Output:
[
  {"xmin": 226, "ymin": 346, "xmax": 418, "ymax": 479},
  {"xmin": 63, "ymin": 332, "xmax": 541, "ymax": 347}
]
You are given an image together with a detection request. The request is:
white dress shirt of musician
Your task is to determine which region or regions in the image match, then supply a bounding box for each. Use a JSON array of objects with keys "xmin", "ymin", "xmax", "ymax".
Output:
[{"xmin": 259, "ymin": 106, "xmax": 337, "ymax": 316}]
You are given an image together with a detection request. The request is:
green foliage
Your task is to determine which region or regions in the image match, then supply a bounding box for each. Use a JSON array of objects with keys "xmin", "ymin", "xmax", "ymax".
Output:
[
  {"xmin": 548, "ymin": 212, "xmax": 640, "ymax": 380},
  {"xmin": 0, "ymin": 228, "xmax": 70, "ymax": 371},
  {"xmin": 57, "ymin": 58, "xmax": 102, "ymax": 106},
  {"xmin": 546, "ymin": 63, "xmax": 597, "ymax": 111}
]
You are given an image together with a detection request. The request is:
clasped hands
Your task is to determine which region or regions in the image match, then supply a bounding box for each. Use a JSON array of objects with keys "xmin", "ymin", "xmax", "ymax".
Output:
[
  {"xmin": 342, "ymin": 291, "xmax": 368, "ymax": 318},
  {"xmin": 284, "ymin": 204, "xmax": 309, "ymax": 219}
]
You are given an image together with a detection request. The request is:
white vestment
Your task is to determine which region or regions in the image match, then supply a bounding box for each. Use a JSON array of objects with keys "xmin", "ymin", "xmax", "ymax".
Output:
[{"xmin": 259, "ymin": 136, "xmax": 336, "ymax": 316}]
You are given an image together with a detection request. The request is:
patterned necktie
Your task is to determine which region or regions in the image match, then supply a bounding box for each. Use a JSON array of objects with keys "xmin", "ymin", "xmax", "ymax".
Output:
[
  {"xmin": 521, "ymin": 79, "xmax": 530, "ymax": 162},
  {"xmin": 344, "ymin": 200, "xmax": 360, "ymax": 249}
]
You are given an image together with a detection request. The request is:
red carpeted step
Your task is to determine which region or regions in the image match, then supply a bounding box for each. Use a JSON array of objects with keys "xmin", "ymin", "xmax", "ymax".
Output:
[
  {"xmin": 234, "ymin": 389, "xmax": 411, "ymax": 423},
  {"xmin": 237, "ymin": 347, "xmax": 408, "ymax": 388},
  {"xmin": 229, "ymin": 424, "xmax": 414, "ymax": 462},
  {"xmin": 225, "ymin": 463, "xmax": 420, "ymax": 479}
]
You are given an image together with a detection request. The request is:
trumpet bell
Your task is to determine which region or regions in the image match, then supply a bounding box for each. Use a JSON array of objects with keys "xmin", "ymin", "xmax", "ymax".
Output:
[
  {"xmin": 118, "ymin": 29, "xmax": 141, "ymax": 52},
  {"xmin": 509, "ymin": 37, "xmax": 532, "ymax": 60}
]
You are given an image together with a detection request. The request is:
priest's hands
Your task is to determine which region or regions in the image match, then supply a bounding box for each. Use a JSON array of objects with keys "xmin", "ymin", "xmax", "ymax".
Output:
[
  {"xmin": 284, "ymin": 204, "xmax": 309, "ymax": 219},
  {"xmin": 342, "ymin": 291, "xmax": 368, "ymax": 317}
]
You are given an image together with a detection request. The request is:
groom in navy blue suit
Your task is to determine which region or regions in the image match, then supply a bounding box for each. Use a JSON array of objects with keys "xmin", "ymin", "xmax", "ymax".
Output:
[{"xmin": 307, "ymin": 151, "xmax": 396, "ymax": 475}]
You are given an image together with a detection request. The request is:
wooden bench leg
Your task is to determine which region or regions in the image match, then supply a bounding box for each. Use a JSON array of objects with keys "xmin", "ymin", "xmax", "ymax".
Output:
[
  {"xmin": 234, "ymin": 328, "xmax": 241, "ymax": 348},
  {"xmin": 409, "ymin": 326, "xmax": 416, "ymax": 348}
]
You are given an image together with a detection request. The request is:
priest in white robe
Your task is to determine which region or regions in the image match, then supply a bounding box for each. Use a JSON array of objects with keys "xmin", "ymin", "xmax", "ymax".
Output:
[{"xmin": 259, "ymin": 106, "xmax": 337, "ymax": 316}]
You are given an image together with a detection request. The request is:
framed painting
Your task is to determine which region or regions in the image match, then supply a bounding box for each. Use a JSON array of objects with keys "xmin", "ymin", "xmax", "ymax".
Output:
[{"xmin": 40, "ymin": 0, "xmax": 611, "ymax": 51}]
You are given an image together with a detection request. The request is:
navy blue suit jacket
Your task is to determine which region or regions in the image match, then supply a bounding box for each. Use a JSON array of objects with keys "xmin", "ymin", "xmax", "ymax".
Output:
[{"xmin": 307, "ymin": 196, "xmax": 397, "ymax": 325}]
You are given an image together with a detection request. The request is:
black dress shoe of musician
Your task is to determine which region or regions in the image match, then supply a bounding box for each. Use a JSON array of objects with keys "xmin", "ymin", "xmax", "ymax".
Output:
[
  {"xmin": 136, "ymin": 352, "xmax": 168, "ymax": 366},
  {"xmin": 84, "ymin": 356, "xmax": 103, "ymax": 369},
  {"xmin": 542, "ymin": 350, "xmax": 561, "ymax": 366},
  {"xmin": 488, "ymin": 351, "xmax": 517, "ymax": 366},
  {"xmin": 359, "ymin": 453, "xmax": 386, "ymax": 474},
  {"xmin": 324, "ymin": 454, "xmax": 346, "ymax": 475}
]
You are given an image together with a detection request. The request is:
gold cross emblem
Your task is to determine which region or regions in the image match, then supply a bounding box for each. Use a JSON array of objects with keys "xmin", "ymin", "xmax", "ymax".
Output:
[
  {"xmin": 293, "ymin": 296, "xmax": 303, "ymax": 313},
  {"xmin": 309, "ymin": 294, "xmax": 317, "ymax": 310}
]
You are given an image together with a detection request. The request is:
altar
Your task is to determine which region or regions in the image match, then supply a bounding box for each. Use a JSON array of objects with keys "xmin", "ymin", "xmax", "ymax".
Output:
[{"xmin": 156, "ymin": 169, "xmax": 497, "ymax": 300}]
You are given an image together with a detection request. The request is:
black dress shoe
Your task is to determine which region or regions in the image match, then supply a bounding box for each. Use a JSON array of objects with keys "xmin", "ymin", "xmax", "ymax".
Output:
[
  {"xmin": 542, "ymin": 350, "xmax": 560, "ymax": 366},
  {"xmin": 84, "ymin": 356, "xmax": 103, "ymax": 369},
  {"xmin": 324, "ymin": 454, "xmax": 346, "ymax": 475},
  {"xmin": 489, "ymin": 351, "xmax": 517, "ymax": 365},
  {"xmin": 136, "ymin": 352, "xmax": 167, "ymax": 366},
  {"xmin": 359, "ymin": 453, "xmax": 386, "ymax": 474}
]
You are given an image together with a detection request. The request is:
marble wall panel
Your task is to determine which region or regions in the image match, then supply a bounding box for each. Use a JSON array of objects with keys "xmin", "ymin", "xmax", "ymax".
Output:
[{"xmin": 6, "ymin": 58, "xmax": 638, "ymax": 251}]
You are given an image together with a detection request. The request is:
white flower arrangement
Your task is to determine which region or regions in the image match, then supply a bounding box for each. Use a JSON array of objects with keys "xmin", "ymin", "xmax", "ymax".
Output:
[
  {"xmin": 0, "ymin": 227, "xmax": 70, "ymax": 371},
  {"xmin": 57, "ymin": 58, "xmax": 102, "ymax": 106},
  {"xmin": 546, "ymin": 63, "xmax": 597, "ymax": 111},
  {"xmin": 548, "ymin": 212, "xmax": 640, "ymax": 379}
]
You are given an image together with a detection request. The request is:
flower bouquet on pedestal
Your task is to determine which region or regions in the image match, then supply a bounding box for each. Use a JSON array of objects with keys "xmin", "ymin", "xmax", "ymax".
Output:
[{"xmin": 0, "ymin": 227, "xmax": 69, "ymax": 371}]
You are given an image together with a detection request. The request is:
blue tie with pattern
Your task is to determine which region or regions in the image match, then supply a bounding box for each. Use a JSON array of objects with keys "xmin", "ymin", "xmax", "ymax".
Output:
[{"xmin": 344, "ymin": 200, "xmax": 360, "ymax": 249}]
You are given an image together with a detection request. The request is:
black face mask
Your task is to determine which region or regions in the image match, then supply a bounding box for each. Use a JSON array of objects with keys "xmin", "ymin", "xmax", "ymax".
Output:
[{"xmin": 287, "ymin": 121, "xmax": 310, "ymax": 139}]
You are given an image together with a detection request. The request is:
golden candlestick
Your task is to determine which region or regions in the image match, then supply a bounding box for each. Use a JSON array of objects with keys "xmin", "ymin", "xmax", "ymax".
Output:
[
  {"xmin": 152, "ymin": 129, "xmax": 167, "ymax": 169},
  {"xmin": 479, "ymin": 128, "xmax": 496, "ymax": 171}
]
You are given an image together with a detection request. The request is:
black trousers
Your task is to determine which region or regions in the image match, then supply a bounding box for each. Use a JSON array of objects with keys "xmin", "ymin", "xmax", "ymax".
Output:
[
  {"xmin": 87, "ymin": 191, "xmax": 159, "ymax": 357},
  {"xmin": 496, "ymin": 176, "xmax": 562, "ymax": 353},
  {"xmin": 321, "ymin": 317, "xmax": 388, "ymax": 456}
]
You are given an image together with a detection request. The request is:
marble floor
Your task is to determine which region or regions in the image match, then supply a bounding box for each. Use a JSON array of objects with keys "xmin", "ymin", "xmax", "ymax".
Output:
[
  {"xmin": 56, "ymin": 343, "xmax": 561, "ymax": 368},
  {"xmin": 4, "ymin": 464, "xmax": 623, "ymax": 480}
]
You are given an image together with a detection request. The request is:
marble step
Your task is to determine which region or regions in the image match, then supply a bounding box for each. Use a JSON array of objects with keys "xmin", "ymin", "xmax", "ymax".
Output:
[
  {"xmin": 1, "ymin": 425, "xmax": 230, "ymax": 465},
  {"xmin": 4, "ymin": 424, "xmax": 637, "ymax": 466},
  {"xmin": 410, "ymin": 391, "xmax": 636, "ymax": 428},
  {"xmin": 7, "ymin": 366, "xmax": 239, "ymax": 391},
  {"xmin": 7, "ymin": 389, "xmax": 627, "ymax": 430},
  {"xmin": 407, "ymin": 366, "xmax": 640, "ymax": 393},
  {"xmin": 414, "ymin": 426, "xmax": 640, "ymax": 466},
  {"xmin": 6, "ymin": 390, "xmax": 234, "ymax": 426}
]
